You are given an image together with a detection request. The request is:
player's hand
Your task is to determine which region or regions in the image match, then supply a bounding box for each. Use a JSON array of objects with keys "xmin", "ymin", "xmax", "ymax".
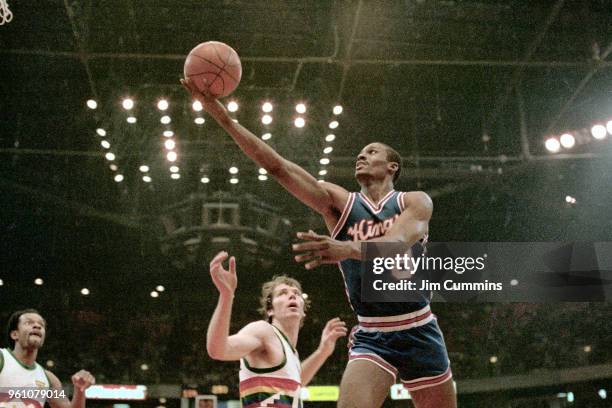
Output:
[
  {"xmin": 71, "ymin": 370, "xmax": 95, "ymax": 392},
  {"xmin": 180, "ymin": 77, "xmax": 228, "ymax": 121},
  {"xmin": 317, "ymin": 318, "xmax": 347, "ymax": 357},
  {"xmin": 292, "ymin": 230, "xmax": 357, "ymax": 269},
  {"xmin": 209, "ymin": 251, "xmax": 237, "ymax": 297}
]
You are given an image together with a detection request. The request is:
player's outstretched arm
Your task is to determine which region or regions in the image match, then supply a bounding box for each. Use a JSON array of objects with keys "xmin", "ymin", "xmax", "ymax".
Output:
[
  {"xmin": 300, "ymin": 317, "xmax": 347, "ymax": 386},
  {"xmin": 46, "ymin": 369, "xmax": 95, "ymax": 408},
  {"xmin": 206, "ymin": 251, "xmax": 266, "ymax": 360},
  {"xmin": 181, "ymin": 79, "xmax": 348, "ymax": 220},
  {"xmin": 292, "ymin": 192, "xmax": 433, "ymax": 269}
]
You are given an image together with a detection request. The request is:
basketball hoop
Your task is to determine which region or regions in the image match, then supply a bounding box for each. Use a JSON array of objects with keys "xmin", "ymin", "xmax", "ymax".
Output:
[{"xmin": 0, "ymin": 0, "xmax": 13, "ymax": 25}]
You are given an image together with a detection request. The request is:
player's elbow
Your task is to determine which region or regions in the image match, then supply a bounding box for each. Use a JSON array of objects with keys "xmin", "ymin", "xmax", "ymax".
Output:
[{"xmin": 206, "ymin": 342, "xmax": 227, "ymax": 361}]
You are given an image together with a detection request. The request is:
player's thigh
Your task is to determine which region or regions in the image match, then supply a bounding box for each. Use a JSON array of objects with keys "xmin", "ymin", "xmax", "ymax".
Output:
[
  {"xmin": 409, "ymin": 377, "xmax": 456, "ymax": 408},
  {"xmin": 338, "ymin": 359, "xmax": 395, "ymax": 408}
]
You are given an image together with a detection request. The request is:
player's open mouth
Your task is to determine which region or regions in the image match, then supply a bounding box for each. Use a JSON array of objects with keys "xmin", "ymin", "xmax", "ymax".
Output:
[{"xmin": 29, "ymin": 333, "xmax": 42, "ymax": 338}]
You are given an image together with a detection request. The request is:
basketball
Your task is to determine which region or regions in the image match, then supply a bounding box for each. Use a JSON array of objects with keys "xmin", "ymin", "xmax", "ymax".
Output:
[{"xmin": 184, "ymin": 41, "xmax": 242, "ymax": 97}]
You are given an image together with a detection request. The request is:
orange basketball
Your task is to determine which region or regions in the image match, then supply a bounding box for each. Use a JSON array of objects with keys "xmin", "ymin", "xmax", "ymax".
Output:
[{"xmin": 184, "ymin": 41, "xmax": 242, "ymax": 97}]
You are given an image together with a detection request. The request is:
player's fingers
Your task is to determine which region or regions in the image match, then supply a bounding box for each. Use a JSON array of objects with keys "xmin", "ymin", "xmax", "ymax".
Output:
[
  {"xmin": 292, "ymin": 241, "xmax": 327, "ymax": 252},
  {"xmin": 210, "ymin": 251, "xmax": 228, "ymax": 266},
  {"xmin": 294, "ymin": 254, "xmax": 309, "ymax": 263},
  {"xmin": 296, "ymin": 231, "xmax": 323, "ymax": 241},
  {"xmin": 229, "ymin": 256, "xmax": 236, "ymax": 274},
  {"xmin": 305, "ymin": 258, "xmax": 321, "ymax": 270}
]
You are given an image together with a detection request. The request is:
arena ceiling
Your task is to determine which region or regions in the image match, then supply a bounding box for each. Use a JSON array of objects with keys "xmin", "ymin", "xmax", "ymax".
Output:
[{"xmin": 2, "ymin": 0, "xmax": 612, "ymax": 217}]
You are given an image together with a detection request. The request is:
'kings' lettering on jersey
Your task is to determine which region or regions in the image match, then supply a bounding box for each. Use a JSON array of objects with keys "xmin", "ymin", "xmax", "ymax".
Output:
[{"xmin": 347, "ymin": 214, "xmax": 399, "ymax": 241}]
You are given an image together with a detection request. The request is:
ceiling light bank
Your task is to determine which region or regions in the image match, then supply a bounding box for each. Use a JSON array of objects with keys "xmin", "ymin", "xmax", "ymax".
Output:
[{"xmin": 544, "ymin": 119, "xmax": 611, "ymax": 153}]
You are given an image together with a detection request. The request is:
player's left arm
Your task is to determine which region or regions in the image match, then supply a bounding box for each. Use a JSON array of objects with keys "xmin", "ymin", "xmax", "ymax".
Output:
[
  {"xmin": 300, "ymin": 318, "xmax": 347, "ymax": 386},
  {"xmin": 46, "ymin": 369, "xmax": 95, "ymax": 408},
  {"xmin": 292, "ymin": 191, "xmax": 432, "ymax": 269}
]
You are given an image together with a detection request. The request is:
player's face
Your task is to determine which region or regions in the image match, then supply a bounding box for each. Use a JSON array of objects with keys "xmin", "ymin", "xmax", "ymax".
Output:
[
  {"xmin": 269, "ymin": 284, "xmax": 305, "ymax": 322},
  {"xmin": 12, "ymin": 313, "xmax": 46, "ymax": 350},
  {"xmin": 355, "ymin": 143, "xmax": 394, "ymax": 181}
]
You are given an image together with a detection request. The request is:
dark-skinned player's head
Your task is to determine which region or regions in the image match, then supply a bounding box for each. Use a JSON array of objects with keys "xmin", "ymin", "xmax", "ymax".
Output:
[
  {"xmin": 355, "ymin": 142, "xmax": 401, "ymax": 184},
  {"xmin": 6, "ymin": 309, "xmax": 46, "ymax": 350}
]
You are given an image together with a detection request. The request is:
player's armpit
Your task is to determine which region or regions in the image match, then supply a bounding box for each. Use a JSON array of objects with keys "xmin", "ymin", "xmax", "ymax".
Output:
[{"xmin": 213, "ymin": 321, "xmax": 270, "ymax": 361}]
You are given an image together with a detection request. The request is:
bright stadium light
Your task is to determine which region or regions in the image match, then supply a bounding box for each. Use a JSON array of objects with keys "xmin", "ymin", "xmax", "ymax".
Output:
[
  {"xmin": 318, "ymin": 169, "xmax": 327, "ymax": 176},
  {"xmin": 229, "ymin": 177, "xmax": 239, "ymax": 184},
  {"xmin": 229, "ymin": 166, "xmax": 239, "ymax": 174},
  {"xmin": 126, "ymin": 116, "xmax": 137, "ymax": 124},
  {"xmin": 258, "ymin": 175, "xmax": 268, "ymax": 181},
  {"xmin": 591, "ymin": 125, "xmax": 607, "ymax": 140},
  {"xmin": 114, "ymin": 174, "xmax": 124, "ymax": 182},
  {"xmin": 200, "ymin": 177, "xmax": 210, "ymax": 184},
  {"xmin": 96, "ymin": 128, "xmax": 106, "ymax": 137},
  {"xmin": 100, "ymin": 140, "xmax": 110, "ymax": 149},
  {"xmin": 105, "ymin": 152, "xmax": 116, "ymax": 161},
  {"xmin": 296, "ymin": 103, "xmax": 306, "ymax": 114},
  {"xmin": 325, "ymin": 134, "xmax": 336, "ymax": 142},
  {"xmin": 166, "ymin": 151, "xmax": 177, "ymax": 162},
  {"xmin": 139, "ymin": 165, "xmax": 150, "ymax": 173},
  {"xmin": 545, "ymin": 138, "xmax": 560, "ymax": 153},
  {"xmin": 157, "ymin": 99, "xmax": 169, "ymax": 111},
  {"xmin": 86, "ymin": 99, "xmax": 97, "ymax": 109},
  {"xmin": 320, "ymin": 158, "xmax": 330, "ymax": 165},
  {"xmin": 262, "ymin": 133, "xmax": 272, "ymax": 141},
  {"xmin": 142, "ymin": 175, "xmax": 152, "ymax": 183},
  {"xmin": 160, "ymin": 115, "xmax": 171, "ymax": 125},
  {"xmin": 323, "ymin": 146, "xmax": 333, "ymax": 154},
  {"xmin": 122, "ymin": 98, "xmax": 134, "ymax": 110},
  {"xmin": 329, "ymin": 120, "xmax": 339, "ymax": 129},
  {"xmin": 164, "ymin": 139, "xmax": 176, "ymax": 150},
  {"xmin": 227, "ymin": 101, "xmax": 239, "ymax": 112},
  {"xmin": 262, "ymin": 102, "xmax": 273, "ymax": 112},
  {"xmin": 559, "ymin": 133, "xmax": 575, "ymax": 149},
  {"xmin": 192, "ymin": 101, "xmax": 203, "ymax": 112},
  {"xmin": 163, "ymin": 130, "xmax": 174, "ymax": 137},
  {"xmin": 170, "ymin": 173, "xmax": 180, "ymax": 180},
  {"xmin": 294, "ymin": 117, "xmax": 305, "ymax": 128},
  {"xmin": 262, "ymin": 115, "xmax": 273, "ymax": 125},
  {"xmin": 194, "ymin": 117, "xmax": 205, "ymax": 125},
  {"xmin": 333, "ymin": 105, "xmax": 343, "ymax": 115}
]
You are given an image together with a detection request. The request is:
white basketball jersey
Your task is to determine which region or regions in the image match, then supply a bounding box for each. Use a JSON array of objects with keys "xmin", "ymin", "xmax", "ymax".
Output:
[
  {"xmin": 238, "ymin": 325, "xmax": 302, "ymax": 408},
  {"xmin": 0, "ymin": 348, "xmax": 50, "ymax": 408}
]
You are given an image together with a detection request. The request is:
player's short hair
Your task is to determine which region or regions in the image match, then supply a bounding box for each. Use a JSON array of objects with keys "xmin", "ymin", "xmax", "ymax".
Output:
[
  {"xmin": 258, "ymin": 276, "xmax": 310, "ymax": 325},
  {"xmin": 380, "ymin": 143, "xmax": 402, "ymax": 182},
  {"xmin": 5, "ymin": 309, "xmax": 45, "ymax": 349}
]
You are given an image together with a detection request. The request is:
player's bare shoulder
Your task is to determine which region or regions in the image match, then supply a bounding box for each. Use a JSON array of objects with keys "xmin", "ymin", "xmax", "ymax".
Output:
[
  {"xmin": 401, "ymin": 191, "xmax": 433, "ymax": 218},
  {"xmin": 320, "ymin": 181, "xmax": 351, "ymax": 213}
]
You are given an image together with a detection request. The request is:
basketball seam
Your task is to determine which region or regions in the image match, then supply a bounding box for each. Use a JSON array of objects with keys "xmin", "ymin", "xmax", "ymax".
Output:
[{"xmin": 187, "ymin": 54, "xmax": 240, "ymax": 84}]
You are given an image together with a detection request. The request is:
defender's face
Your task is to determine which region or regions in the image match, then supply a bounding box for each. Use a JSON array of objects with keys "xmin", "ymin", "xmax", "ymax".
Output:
[
  {"xmin": 12, "ymin": 313, "xmax": 46, "ymax": 350},
  {"xmin": 355, "ymin": 143, "xmax": 392, "ymax": 180},
  {"xmin": 268, "ymin": 284, "xmax": 305, "ymax": 321}
]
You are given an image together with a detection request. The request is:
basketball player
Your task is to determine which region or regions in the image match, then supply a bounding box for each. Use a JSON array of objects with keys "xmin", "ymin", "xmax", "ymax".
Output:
[
  {"xmin": 206, "ymin": 251, "xmax": 347, "ymax": 408},
  {"xmin": 1, "ymin": 309, "xmax": 96, "ymax": 408},
  {"xmin": 182, "ymin": 79, "xmax": 455, "ymax": 408}
]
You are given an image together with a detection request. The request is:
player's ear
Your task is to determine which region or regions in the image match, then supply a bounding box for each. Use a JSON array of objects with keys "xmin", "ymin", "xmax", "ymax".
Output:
[
  {"xmin": 10, "ymin": 330, "xmax": 19, "ymax": 341},
  {"xmin": 388, "ymin": 162, "xmax": 399, "ymax": 172}
]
